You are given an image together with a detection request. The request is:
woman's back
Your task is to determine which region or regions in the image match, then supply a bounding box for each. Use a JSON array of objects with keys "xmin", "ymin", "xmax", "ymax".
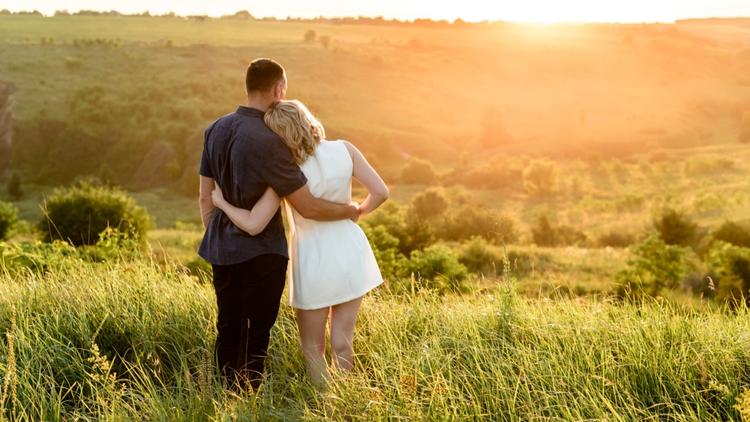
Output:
[{"xmin": 286, "ymin": 140, "xmax": 383, "ymax": 310}]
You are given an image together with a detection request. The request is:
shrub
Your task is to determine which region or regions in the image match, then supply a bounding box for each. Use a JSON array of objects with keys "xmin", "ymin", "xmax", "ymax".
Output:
[
  {"xmin": 0, "ymin": 201, "xmax": 19, "ymax": 240},
  {"xmin": 522, "ymin": 160, "xmax": 558, "ymax": 196},
  {"xmin": 0, "ymin": 240, "xmax": 79, "ymax": 274},
  {"xmin": 410, "ymin": 188, "xmax": 449, "ymax": 221},
  {"xmin": 6, "ymin": 171, "xmax": 23, "ymax": 200},
  {"xmin": 459, "ymin": 237, "xmax": 501, "ymax": 275},
  {"xmin": 440, "ymin": 206, "xmax": 518, "ymax": 244},
  {"xmin": 531, "ymin": 215, "xmax": 586, "ymax": 247},
  {"xmin": 615, "ymin": 236, "xmax": 688, "ymax": 298},
  {"xmin": 653, "ymin": 208, "xmax": 698, "ymax": 247},
  {"xmin": 304, "ymin": 29, "xmax": 316, "ymax": 42},
  {"xmin": 400, "ymin": 158, "xmax": 438, "ymax": 185},
  {"xmin": 64, "ymin": 56, "xmax": 83, "ymax": 70},
  {"xmin": 707, "ymin": 241, "xmax": 750, "ymax": 307},
  {"xmin": 361, "ymin": 223, "xmax": 406, "ymax": 281},
  {"xmin": 713, "ymin": 221, "xmax": 750, "ymax": 248},
  {"xmin": 39, "ymin": 181, "xmax": 151, "ymax": 246},
  {"xmin": 401, "ymin": 245, "xmax": 468, "ymax": 293}
]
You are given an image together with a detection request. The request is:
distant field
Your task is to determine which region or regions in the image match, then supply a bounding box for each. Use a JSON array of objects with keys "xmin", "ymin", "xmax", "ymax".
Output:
[{"xmin": 2, "ymin": 15, "xmax": 749, "ymax": 164}]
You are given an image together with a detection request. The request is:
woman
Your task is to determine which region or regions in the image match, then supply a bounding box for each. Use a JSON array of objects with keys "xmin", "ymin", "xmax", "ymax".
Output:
[{"xmin": 211, "ymin": 99, "xmax": 389, "ymax": 386}]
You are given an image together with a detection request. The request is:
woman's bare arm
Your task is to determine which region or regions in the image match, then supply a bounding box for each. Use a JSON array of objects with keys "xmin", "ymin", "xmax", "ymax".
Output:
[
  {"xmin": 211, "ymin": 184, "xmax": 281, "ymax": 236},
  {"xmin": 344, "ymin": 141, "xmax": 389, "ymax": 217}
]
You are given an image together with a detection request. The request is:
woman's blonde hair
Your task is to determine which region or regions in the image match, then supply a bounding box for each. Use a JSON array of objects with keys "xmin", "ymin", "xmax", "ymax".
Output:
[{"xmin": 264, "ymin": 100, "xmax": 325, "ymax": 164}]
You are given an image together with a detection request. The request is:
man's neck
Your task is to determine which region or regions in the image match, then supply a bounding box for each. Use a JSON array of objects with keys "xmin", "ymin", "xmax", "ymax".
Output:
[{"xmin": 246, "ymin": 96, "xmax": 273, "ymax": 113}]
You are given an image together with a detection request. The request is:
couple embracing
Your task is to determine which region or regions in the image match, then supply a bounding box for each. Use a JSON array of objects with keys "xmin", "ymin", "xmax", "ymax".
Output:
[{"xmin": 198, "ymin": 58, "xmax": 388, "ymax": 391}]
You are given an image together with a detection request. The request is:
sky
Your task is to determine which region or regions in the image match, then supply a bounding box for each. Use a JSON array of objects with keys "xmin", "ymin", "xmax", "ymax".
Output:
[{"xmin": 2, "ymin": 0, "xmax": 750, "ymax": 23}]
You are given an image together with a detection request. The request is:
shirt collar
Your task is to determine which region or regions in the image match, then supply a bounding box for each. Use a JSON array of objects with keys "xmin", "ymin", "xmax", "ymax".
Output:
[{"xmin": 236, "ymin": 105, "xmax": 265, "ymax": 118}]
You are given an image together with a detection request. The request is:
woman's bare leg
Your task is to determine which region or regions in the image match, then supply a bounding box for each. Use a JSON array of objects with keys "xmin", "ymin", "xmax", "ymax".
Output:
[
  {"xmin": 329, "ymin": 296, "xmax": 363, "ymax": 371},
  {"xmin": 296, "ymin": 307, "xmax": 330, "ymax": 387}
]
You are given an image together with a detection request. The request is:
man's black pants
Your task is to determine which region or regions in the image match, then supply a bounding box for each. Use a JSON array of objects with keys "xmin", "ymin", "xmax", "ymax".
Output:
[{"xmin": 211, "ymin": 254, "xmax": 287, "ymax": 391}]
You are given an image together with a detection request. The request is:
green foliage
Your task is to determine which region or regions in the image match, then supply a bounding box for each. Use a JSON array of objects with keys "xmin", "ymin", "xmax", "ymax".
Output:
[
  {"xmin": 361, "ymin": 222, "xmax": 406, "ymax": 281},
  {"xmin": 0, "ymin": 201, "xmax": 18, "ymax": 240},
  {"xmin": 0, "ymin": 239, "xmax": 80, "ymax": 273},
  {"xmin": 531, "ymin": 215, "xmax": 586, "ymax": 247},
  {"xmin": 653, "ymin": 207, "xmax": 699, "ymax": 247},
  {"xmin": 522, "ymin": 159, "xmax": 558, "ymax": 196},
  {"xmin": 440, "ymin": 206, "xmax": 518, "ymax": 244},
  {"xmin": 410, "ymin": 188, "xmax": 449, "ymax": 220},
  {"xmin": 39, "ymin": 181, "xmax": 151, "ymax": 246},
  {"xmin": 6, "ymin": 171, "xmax": 23, "ymax": 200},
  {"xmin": 1, "ymin": 257, "xmax": 749, "ymax": 420},
  {"xmin": 400, "ymin": 244, "xmax": 469, "ymax": 293},
  {"xmin": 400, "ymin": 158, "xmax": 438, "ymax": 185},
  {"xmin": 707, "ymin": 241, "xmax": 750, "ymax": 307},
  {"xmin": 458, "ymin": 236, "xmax": 501, "ymax": 275},
  {"xmin": 615, "ymin": 236, "xmax": 688, "ymax": 297},
  {"xmin": 713, "ymin": 221, "xmax": 750, "ymax": 248}
]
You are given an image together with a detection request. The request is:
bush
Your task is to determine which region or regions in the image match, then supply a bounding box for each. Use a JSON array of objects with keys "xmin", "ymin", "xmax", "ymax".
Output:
[
  {"xmin": 615, "ymin": 236, "xmax": 688, "ymax": 298},
  {"xmin": 522, "ymin": 160, "xmax": 558, "ymax": 196},
  {"xmin": 39, "ymin": 181, "xmax": 151, "ymax": 246},
  {"xmin": 707, "ymin": 241, "xmax": 750, "ymax": 307},
  {"xmin": 361, "ymin": 223, "xmax": 406, "ymax": 281},
  {"xmin": 0, "ymin": 201, "xmax": 19, "ymax": 240},
  {"xmin": 410, "ymin": 188, "xmax": 449, "ymax": 221},
  {"xmin": 653, "ymin": 208, "xmax": 698, "ymax": 247},
  {"xmin": 458, "ymin": 237, "xmax": 503, "ymax": 275},
  {"xmin": 401, "ymin": 245, "xmax": 468, "ymax": 293},
  {"xmin": 0, "ymin": 240, "xmax": 79, "ymax": 274},
  {"xmin": 304, "ymin": 29, "xmax": 316, "ymax": 42},
  {"xmin": 440, "ymin": 206, "xmax": 518, "ymax": 244},
  {"xmin": 713, "ymin": 221, "xmax": 750, "ymax": 248},
  {"xmin": 531, "ymin": 215, "xmax": 586, "ymax": 247},
  {"xmin": 400, "ymin": 158, "xmax": 438, "ymax": 185}
]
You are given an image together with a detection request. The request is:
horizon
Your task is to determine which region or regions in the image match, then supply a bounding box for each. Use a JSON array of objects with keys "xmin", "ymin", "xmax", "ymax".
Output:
[{"xmin": 3, "ymin": 0, "xmax": 750, "ymax": 24}]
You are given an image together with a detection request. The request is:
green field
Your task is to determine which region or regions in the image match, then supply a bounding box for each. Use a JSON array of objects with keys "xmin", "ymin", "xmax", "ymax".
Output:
[{"xmin": 1, "ymin": 13, "xmax": 750, "ymax": 421}]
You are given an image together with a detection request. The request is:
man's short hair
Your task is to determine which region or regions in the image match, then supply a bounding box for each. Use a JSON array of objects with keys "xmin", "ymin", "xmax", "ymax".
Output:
[{"xmin": 245, "ymin": 58, "xmax": 285, "ymax": 93}]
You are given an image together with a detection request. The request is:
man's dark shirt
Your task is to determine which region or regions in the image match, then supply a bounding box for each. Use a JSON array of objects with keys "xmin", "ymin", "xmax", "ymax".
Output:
[{"xmin": 198, "ymin": 106, "xmax": 307, "ymax": 266}]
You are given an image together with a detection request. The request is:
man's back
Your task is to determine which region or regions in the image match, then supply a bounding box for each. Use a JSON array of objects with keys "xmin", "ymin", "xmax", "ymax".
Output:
[{"xmin": 198, "ymin": 105, "xmax": 307, "ymax": 265}]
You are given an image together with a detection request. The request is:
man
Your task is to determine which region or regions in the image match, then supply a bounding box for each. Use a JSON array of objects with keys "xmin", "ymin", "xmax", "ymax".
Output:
[{"xmin": 198, "ymin": 58, "xmax": 358, "ymax": 391}]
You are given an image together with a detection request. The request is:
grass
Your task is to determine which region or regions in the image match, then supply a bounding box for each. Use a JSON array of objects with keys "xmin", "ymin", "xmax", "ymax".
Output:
[{"xmin": 0, "ymin": 256, "xmax": 748, "ymax": 420}]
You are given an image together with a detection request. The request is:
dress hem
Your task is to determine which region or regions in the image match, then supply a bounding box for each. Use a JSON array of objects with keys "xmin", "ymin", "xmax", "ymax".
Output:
[{"xmin": 291, "ymin": 279, "xmax": 383, "ymax": 310}]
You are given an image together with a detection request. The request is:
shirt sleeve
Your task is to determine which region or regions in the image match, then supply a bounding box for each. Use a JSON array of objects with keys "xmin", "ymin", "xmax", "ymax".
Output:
[
  {"xmin": 199, "ymin": 125, "xmax": 214, "ymax": 178},
  {"xmin": 261, "ymin": 139, "xmax": 307, "ymax": 197}
]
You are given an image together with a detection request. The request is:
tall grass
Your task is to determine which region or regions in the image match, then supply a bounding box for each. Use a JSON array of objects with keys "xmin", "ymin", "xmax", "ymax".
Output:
[{"xmin": 0, "ymin": 258, "xmax": 749, "ymax": 420}]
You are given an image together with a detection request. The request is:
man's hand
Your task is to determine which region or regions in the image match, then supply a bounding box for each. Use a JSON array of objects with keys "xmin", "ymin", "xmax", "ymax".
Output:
[
  {"xmin": 211, "ymin": 182, "xmax": 227, "ymax": 209},
  {"xmin": 287, "ymin": 184, "xmax": 360, "ymax": 221}
]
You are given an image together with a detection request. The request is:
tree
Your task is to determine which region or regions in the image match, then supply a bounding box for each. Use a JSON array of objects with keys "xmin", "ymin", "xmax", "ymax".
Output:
[
  {"xmin": 653, "ymin": 208, "xmax": 698, "ymax": 247},
  {"xmin": 410, "ymin": 188, "xmax": 449, "ymax": 221},
  {"xmin": 400, "ymin": 158, "xmax": 438, "ymax": 185}
]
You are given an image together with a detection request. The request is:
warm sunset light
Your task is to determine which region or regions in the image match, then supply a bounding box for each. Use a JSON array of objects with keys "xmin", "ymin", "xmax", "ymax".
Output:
[
  {"xmin": 3, "ymin": 0, "xmax": 750, "ymax": 22},
  {"xmin": 2, "ymin": 0, "xmax": 750, "ymax": 419}
]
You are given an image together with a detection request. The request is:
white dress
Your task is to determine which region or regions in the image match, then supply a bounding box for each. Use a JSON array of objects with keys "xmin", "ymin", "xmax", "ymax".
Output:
[{"xmin": 285, "ymin": 140, "xmax": 383, "ymax": 310}]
